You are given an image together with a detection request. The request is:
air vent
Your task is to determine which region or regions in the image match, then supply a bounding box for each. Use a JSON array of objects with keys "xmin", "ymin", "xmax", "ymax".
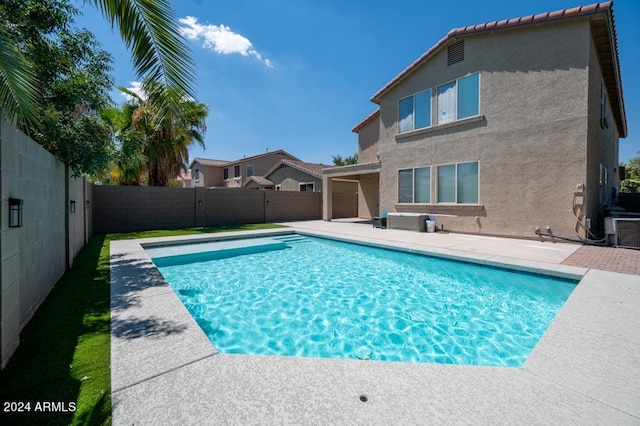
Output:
[{"xmin": 447, "ymin": 40, "xmax": 464, "ymax": 66}]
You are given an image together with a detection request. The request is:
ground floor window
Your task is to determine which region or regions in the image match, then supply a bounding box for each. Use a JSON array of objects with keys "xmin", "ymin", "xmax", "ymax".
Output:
[
  {"xmin": 437, "ymin": 161, "xmax": 478, "ymax": 204},
  {"xmin": 398, "ymin": 166, "xmax": 431, "ymax": 203}
]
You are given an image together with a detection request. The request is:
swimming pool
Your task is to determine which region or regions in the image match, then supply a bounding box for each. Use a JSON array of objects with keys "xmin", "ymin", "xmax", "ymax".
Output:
[{"xmin": 148, "ymin": 234, "xmax": 577, "ymax": 366}]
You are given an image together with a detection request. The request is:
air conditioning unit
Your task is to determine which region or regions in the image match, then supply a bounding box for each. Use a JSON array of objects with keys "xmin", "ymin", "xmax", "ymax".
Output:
[{"xmin": 605, "ymin": 217, "xmax": 640, "ymax": 249}]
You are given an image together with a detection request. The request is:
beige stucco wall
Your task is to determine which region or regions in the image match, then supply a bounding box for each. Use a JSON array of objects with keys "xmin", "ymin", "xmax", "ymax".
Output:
[
  {"xmin": 358, "ymin": 174, "xmax": 380, "ymax": 219},
  {"xmin": 357, "ymin": 114, "xmax": 380, "ymax": 163},
  {"xmin": 269, "ymin": 167, "xmax": 322, "ymax": 192},
  {"xmin": 376, "ymin": 20, "xmax": 593, "ymax": 238},
  {"xmin": 192, "ymin": 164, "xmax": 224, "ymax": 188},
  {"xmin": 222, "ymin": 153, "xmax": 295, "ymax": 188},
  {"xmin": 1, "ymin": 116, "xmax": 66, "ymax": 368},
  {"xmin": 584, "ymin": 34, "xmax": 620, "ymax": 234}
]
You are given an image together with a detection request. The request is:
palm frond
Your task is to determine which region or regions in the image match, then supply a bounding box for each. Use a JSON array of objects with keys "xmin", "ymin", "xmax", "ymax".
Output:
[
  {"xmin": 90, "ymin": 0, "xmax": 196, "ymax": 99},
  {"xmin": 0, "ymin": 27, "xmax": 39, "ymax": 130}
]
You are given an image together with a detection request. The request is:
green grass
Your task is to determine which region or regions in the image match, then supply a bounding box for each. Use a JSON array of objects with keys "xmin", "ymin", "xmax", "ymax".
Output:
[{"xmin": 0, "ymin": 224, "xmax": 286, "ymax": 425}]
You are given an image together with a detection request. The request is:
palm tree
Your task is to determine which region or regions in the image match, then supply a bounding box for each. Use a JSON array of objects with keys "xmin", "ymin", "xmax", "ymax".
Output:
[
  {"xmin": 0, "ymin": 0, "xmax": 195, "ymax": 131},
  {"xmin": 114, "ymin": 82, "xmax": 207, "ymax": 186}
]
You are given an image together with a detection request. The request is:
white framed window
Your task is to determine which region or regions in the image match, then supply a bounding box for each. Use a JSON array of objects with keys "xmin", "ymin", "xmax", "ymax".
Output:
[
  {"xmin": 437, "ymin": 161, "xmax": 479, "ymax": 204},
  {"xmin": 437, "ymin": 72, "xmax": 480, "ymax": 125},
  {"xmin": 398, "ymin": 89, "xmax": 431, "ymax": 133},
  {"xmin": 247, "ymin": 164, "xmax": 254, "ymax": 177},
  {"xmin": 275, "ymin": 184, "xmax": 281, "ymax": 191},
  {"xmin": 194, "ymin": 168, "xmax": 200, "ymax": 181},
  {"xmin": 299, "ymin": 182, "xmax": 314, "ymax": 192},
  {"xmin": 398, "ymin": 167, "xmax": 431, "ymax": 203}
]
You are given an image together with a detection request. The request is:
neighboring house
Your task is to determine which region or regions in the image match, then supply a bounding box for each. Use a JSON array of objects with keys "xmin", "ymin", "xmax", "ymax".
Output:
[
  {"xmin": 189, "ymin": 149, "xmax": 300, "ymax": 188},
  {"xmin": 323, "ymin": 2, "xmax": 626, "ymax": 239},
  {"xmin": 176, "ymin": 171, "xmax": 192, "ymax": 188}
]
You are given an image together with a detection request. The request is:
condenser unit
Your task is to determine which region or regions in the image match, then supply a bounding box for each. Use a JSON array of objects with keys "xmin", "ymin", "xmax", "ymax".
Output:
[{"xmin": 605, "ymin": 217, "xmax": 640, "ymax": 249}]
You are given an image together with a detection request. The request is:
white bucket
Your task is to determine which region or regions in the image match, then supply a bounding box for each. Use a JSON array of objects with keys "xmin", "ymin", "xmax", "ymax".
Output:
[{"xmin": 426, "ymin": 220, "xmax": 436, "ymax": 233}]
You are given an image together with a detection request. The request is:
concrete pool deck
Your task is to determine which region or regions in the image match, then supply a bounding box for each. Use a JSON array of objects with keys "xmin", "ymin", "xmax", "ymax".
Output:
[{"xmin": 110, "ymin": 221, "xmax": 640, "ymax": 424}]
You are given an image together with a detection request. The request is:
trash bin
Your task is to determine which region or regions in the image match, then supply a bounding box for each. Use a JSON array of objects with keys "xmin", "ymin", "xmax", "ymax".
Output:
[{"xmin": 426, "ymin": 219, "xmax": 436, "ymax": 233}]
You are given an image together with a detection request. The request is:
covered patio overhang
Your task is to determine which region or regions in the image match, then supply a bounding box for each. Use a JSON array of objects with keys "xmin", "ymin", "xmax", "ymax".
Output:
[{"xmin": 322, "ymin": 161, "xmax": 381, "ymax": 221}]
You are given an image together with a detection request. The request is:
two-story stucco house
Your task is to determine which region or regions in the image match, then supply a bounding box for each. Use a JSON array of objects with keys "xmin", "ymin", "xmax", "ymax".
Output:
[
  {"xmin": 323, "ymin": 2, "xmax": 626, "ymax": 240},
  {"xmin": 189, "ymin": 150, "xmax": 300, "ymax": 188}
]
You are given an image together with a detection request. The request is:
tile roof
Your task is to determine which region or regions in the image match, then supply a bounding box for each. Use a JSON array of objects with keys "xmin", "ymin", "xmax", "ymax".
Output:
[
  {"xmin": 189, "ymin": 150, "xmax": 302, "ymax": 169},
  {"xmin": 265, "ymin": 159, "xmax": 331, "ymax": 179},
  {"xmin": 369, "ymin": 1, "xmax": 625, "ymax": 136},
  {"xmin": 242, "ymin": 176, "xmax": 274, "ymax": 187},
  {"xmin": 189, "ymin": 158, "xmax": 229, "ymax": 168},
  {"xmin": 224, "ymin": 149, "xmax": 300, "ymax": 166}
]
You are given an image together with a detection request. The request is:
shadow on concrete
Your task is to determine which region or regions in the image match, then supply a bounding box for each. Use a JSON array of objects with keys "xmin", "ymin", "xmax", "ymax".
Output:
[{"xmin": 111, "ymin": 316, "xmax": 188, "ymax": 340}]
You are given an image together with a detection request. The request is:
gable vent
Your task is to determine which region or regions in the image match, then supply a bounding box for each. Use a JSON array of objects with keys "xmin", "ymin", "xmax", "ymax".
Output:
[{"xmin": 447, "ymin": 40, "xmax": 464, "ymax": 66}]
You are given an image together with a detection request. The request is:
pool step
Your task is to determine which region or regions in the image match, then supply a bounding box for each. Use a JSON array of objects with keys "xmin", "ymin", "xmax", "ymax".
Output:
[{"xmin": 273, "ymin": 235, "xmax": 308, "ymax": 244}]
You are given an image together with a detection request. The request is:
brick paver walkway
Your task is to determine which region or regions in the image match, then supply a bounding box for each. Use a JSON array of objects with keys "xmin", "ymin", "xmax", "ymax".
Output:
[{"xmin": 562, "ymin": 245, "xmax": 640, "ymax": 275}]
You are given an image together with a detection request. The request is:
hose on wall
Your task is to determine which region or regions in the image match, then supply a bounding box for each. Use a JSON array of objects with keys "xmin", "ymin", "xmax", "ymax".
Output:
[{"xmin": 534, "ymin": 183, "xmax": 606, "ymax": 245}]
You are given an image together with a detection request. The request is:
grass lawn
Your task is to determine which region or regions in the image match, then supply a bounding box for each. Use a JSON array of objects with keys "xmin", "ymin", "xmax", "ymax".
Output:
[{"xmin": 0, "ymin": 224, "xmax": 286, "ymax": 425}]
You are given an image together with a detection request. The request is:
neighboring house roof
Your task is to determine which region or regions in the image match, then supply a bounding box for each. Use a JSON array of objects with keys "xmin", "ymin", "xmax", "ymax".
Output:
[
  {"xmin": 188, "ymin": 158, "xmax": 229, "ymax": 168},
  {"xmin": 176, "ymin": 172, "xmax": 191, "ymax": 181},
  {"xmin": 265, "ymin": 159, "xmax": 331, "ymax": 180},
  {"xmin": 242, "ymin": 176, "xmax": 274, "ymax": 187},
  {"xmin": 369, "ymin": 1, "xmax": 626, "ymax": 137},
  {"xmin": 188, "ymin": 149, "xmax": 301, "ymax": 170},
  {"xmin": 224, "ymin": 149, "xmax": 300, "ymax": 167},
  {"xmin": 352, "ymin": 109, "xmax": 380, "ymax": 133}
]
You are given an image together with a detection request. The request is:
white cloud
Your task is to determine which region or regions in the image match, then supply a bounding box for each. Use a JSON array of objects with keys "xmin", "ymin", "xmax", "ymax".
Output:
[
  {"xmin": 121, "ymin": 81, "xmax": 146, "ymax": 102},
  {"xmin": 179, "ymin": 16, "xmax": 273, "ymax": 68}
]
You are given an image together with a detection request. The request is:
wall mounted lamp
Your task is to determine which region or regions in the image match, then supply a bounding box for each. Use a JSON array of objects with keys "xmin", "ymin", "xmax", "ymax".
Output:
[
  {"xmin": 70, "ymin": 200, "xmax": 76, "ymax": 213},
  {"xmin": 9, "ymin": 198, "xmax": 23, "ymax": 228}
]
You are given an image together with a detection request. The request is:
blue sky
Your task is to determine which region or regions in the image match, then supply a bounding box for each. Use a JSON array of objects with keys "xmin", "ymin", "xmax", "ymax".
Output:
[{"xmin": 72, "ymin": 0, "xmax": 640, "ymax": 165}]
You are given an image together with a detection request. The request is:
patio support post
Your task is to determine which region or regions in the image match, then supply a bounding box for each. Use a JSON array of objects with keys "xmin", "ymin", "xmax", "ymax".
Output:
[{"xmin": 323, "ymin": 175, "xmax": 332, "ymax": 221}]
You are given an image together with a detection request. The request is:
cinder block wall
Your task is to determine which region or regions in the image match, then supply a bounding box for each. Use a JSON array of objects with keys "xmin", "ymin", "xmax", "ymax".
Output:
[
  {"xmin": 1, "ymin": 116, "xmax": 66, "ymax": 369},
  {"xmin": 265, "ymin": 191, "xmax": 321, "ymax": 222},
  {"xmin": 93, "ymin": 185, "xmax": 196, "ymax": 233},
  {"xmin": 93, "ymin": 186, "xmax": 329, "ymax": 232}
]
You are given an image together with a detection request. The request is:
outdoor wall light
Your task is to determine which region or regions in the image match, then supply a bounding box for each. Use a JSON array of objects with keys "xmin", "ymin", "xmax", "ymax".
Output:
[
  {"xmin": 9, "ymin": 198, "xmax": 23, "ymax": 228},
  {"xmin": 70, "ymin": 200, "xmax": 76, "ymax": 213},
  {"xmin": 86, "ymin": 200, "xmax": 90, "ymax": 209}
]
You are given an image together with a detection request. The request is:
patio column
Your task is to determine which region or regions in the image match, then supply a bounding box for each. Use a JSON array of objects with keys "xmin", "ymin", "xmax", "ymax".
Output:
[{"xmin": 323, "ymin": 175, "xmax": 332, "ymax": 221}]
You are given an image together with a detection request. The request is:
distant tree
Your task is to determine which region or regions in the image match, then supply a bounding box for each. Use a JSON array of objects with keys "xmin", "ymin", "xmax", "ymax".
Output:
[
  {"xmin": 332, "ymin": 152, "xmax": 358, "ymax": 166},
  {"xmin": 620, "ymin": 151, "xmax": 640, "ymax": 193}
]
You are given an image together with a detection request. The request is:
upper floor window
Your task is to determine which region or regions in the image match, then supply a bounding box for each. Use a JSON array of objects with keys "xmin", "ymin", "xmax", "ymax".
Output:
[
  {"xmin": 194, "ymin": 168, "xmax": 200, "ymax": 181},
  {"xmin": 234, "ymin": 165, "xmax": 240, "ymax": 178},
  {"xmin": 398, "ymin": 167, "xmax": 431, "ymax": 203},
  {"xmin": 299, "ymin": 182, "xmax": 314, "ymax": 192},
  {"xmin": 437, "ymin": 72, "xmax": 479, "ymax": 125},
  {"xmin": 247, "ymin": 165, "xmax": 254, "ymax": 177},
  {"xmin": 223, "ymin": 168, "xmax": 229, "ymax": 179},
  {"xmin": 399, "ymin": 89, "xmax": 431, "ymax": 133},
  {"xmin": 437, "ymin": 161, "xmax": 478, "ymax": 204}
]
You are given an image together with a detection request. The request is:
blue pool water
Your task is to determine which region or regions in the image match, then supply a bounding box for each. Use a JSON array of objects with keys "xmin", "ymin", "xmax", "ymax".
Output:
[{"xmin": 149, "ymin": 234, "xmax": 577, "ymax": 366}]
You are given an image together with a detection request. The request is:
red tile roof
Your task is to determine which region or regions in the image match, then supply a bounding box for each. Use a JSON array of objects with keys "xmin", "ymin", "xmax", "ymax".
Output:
[
  {"xmin": 242, "ymin": 176, "xmax": 274, "ymax": 187},
  {"xmin": 265, "ymin": 159, "xmax": 331, "ymax": 179},
  {"xmin": 368, "ymin": 2, "xmax": 625, "ymax": 136}
]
